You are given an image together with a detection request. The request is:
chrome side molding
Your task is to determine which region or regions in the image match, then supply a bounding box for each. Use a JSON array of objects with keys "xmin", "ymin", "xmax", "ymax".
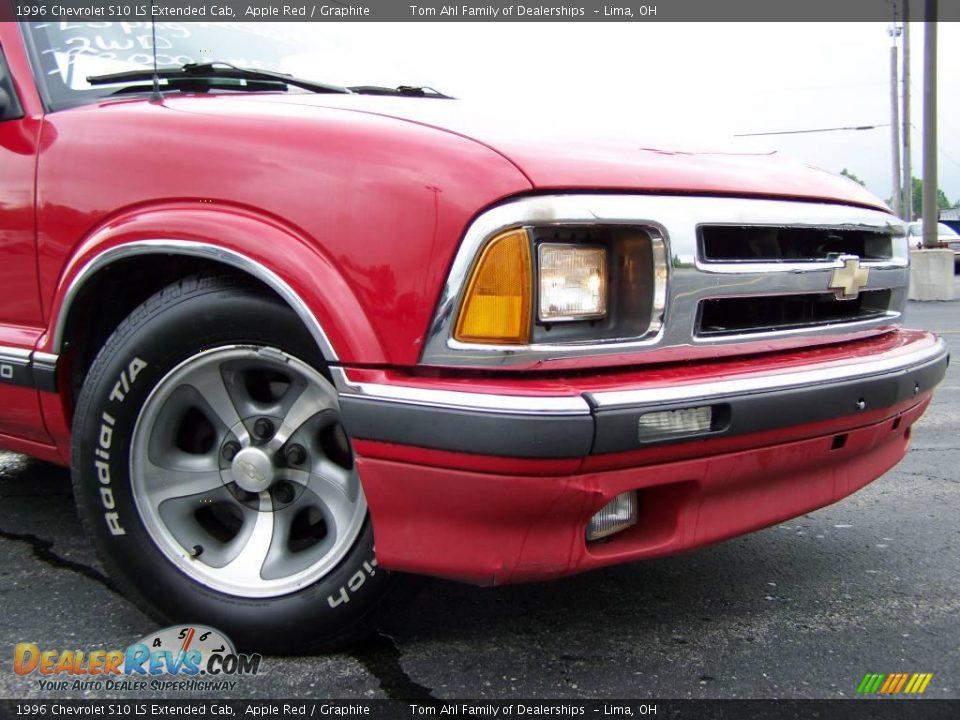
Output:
[
  {"xmin": 0, "ymin": 346, "xmax": 58, "ymax": 391},
  {"xmin": 50, "ymin": 240, "xmax": 340, "ymax": 362}
]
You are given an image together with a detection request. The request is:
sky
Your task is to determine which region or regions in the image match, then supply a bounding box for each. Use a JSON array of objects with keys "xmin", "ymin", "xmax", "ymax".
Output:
[{"xmin": 278, "ymin": 21, "xmax": 960, "ymax": 208}]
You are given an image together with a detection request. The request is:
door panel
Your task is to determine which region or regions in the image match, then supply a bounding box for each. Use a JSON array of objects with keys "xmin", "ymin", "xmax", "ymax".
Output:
[{"xmin": 0, "ymin": 42, "xmax": 49, "ymax": 444}]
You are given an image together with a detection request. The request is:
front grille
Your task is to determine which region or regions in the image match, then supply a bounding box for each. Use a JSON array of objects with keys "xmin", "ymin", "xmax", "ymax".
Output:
[
  {"xmin": 422, "ymin": 195, "xmax": 909, "ymax": 368},
  {"xmin": 699, "ymin": 225, "xmax": 893, "ymax": 263},
  {"xmin": 697, "ymin": 290, "xmax": 893, "ymax": 336}
]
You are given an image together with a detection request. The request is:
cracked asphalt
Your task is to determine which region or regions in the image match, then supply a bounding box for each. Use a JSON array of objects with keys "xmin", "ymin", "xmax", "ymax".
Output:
[{"xmin": 1, "ymin": 294, "xmax": 958, "ymax": 701}]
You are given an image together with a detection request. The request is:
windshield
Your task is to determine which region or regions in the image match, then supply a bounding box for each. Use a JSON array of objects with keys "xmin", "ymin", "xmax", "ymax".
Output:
[
  {"xmin": 908, "ymin": 222, "xmax": 957, "ymax": 237},
  {"xmin": 24, "ymin": 22, "xmax": 320, "ymax": 109}
]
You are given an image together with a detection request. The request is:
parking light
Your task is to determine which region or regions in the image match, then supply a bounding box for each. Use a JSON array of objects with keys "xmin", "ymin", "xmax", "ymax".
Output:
[
  {"xmin": 637, "ymin": 406, "xmax": 713, "ymax": 441},
  {"xmin": 454, "ymin": 229, "xmax": 532, "ymax": 344}
]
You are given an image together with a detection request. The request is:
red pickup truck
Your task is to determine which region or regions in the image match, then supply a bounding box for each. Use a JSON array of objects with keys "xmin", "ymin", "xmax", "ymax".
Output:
[{"xmin": 0, "ymin": 21, "xmax": 948, "ymax": 652}]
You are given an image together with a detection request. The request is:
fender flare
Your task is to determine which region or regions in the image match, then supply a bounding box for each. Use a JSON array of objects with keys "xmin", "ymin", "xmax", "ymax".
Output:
[{"xmin": 44, "ymin": 204, "xmax": 385, "ymax": 365}]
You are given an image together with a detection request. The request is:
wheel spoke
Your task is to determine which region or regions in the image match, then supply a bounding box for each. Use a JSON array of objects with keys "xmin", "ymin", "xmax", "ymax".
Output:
[
  {"xmin": 277, "ymin": 462, "xmax": 357, "ymax": 530},
  {"xmin": 308, "ymin": 471, "xmax": 358, "ymax": 540},
  {"xmin": 314, "ymin": 459, "xmax": 357, "ymax": 500},
  {"xmin": 265, "ymin": 384, "xmax": 338, "ymax": 451},
  {"xmin": 188, "ymin": 363, "xmax": 250, "ymax": 445},
  {"xmin": 275, "ymin": 467, "xmax": 310, "ymax": 486},
  {"xmin": 260, "ymin": 490, "xmax": 334, "ymax": 581},
  {"xmin": 210, "ymin": 493, "xmax": 275, "ymax": 586},
  {"xmin": 140, "ymin": 459, "xmax": 224, "ymax": 505}
]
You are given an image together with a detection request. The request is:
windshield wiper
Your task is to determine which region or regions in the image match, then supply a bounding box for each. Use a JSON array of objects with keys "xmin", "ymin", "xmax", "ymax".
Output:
[
  {"xmin": 349, "ymin": 85, "xmax": 454, "ymax": 99},
  {"xmin": 87, "ymin": 61, "xmax": 351, "ymax": 95}
]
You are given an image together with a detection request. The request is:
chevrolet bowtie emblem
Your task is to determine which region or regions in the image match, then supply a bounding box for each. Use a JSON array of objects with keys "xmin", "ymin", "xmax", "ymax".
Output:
[{"xmin": 829, "ymin": 256, "xmax": 870, "ymax": 300}]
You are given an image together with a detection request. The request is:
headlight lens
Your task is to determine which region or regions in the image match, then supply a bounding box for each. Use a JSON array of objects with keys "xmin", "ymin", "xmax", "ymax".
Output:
[{"xmin": 538, "ymin": 244, "xmax": 608, "ymax": 322}]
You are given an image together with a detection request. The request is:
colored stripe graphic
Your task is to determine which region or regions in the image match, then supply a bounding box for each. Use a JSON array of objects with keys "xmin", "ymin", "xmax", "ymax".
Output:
[
  {"xmin": 879, "ymin": 674, "xmax": 897, "ymax": 693},
  {"xmin": 904, "ymin": 674, "xmax": 921, "ymax": 694},
  {"xmin": 180, "ymin": 627, "xmax": 196, "ymax": 653},
  {"xmin": 893, "ymin": 673, "xmax": 909, "ymax": 693},
  {"xmin": 857, "ymin": 672, "xmax": 933, "ymax": 694},
  {"xmin": 857, "ymin": 673, "xmax": 885, "ymax": 694}
]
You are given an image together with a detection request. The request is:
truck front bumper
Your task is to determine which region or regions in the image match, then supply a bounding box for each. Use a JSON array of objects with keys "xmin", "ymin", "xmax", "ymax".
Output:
[{"xmin": 336, "ymin": 330, "xmax": 948, "ymax": 584}]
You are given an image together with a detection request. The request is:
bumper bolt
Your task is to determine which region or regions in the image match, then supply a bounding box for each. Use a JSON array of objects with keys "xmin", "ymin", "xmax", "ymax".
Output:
[
  {"xmin": 856, "ymin": 398, "xmax": 867, "ymax": 411},
  {"xmin": 221, "ymin": 441, "xmax": 240, "ymax": 462},
  {"xmin": 285, "ymin": 444, "xmax": 307, "ymax": 466},
  {"xmin": 254, "ymin": 418, "xmax": 275, "ymax": 440},
  {"xmin": 273, "ymin": 482, "xmax": 295, "ymax": 504}
]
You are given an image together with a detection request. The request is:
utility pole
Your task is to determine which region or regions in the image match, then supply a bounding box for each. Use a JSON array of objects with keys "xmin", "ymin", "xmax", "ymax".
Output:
[
  {"xmin": 902, "ymin": 0, "xmax": 912, "ymax": 220},
  {"xmin": 889, "ymin": 22, "xmax": 902, "ymax": 218},
  {"xmin": 921, "ymin": 0, "xmax": 937, "ymax": 248},
  {"xmin": 910, "ymin": 0, "xmax": 950, "ymax": 302}
]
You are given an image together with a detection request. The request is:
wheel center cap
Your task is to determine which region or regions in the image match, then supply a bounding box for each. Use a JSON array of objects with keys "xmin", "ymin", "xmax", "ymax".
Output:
[{"xmin": 231, "ymin": 447, "xmax": 274, "ymax": 493}]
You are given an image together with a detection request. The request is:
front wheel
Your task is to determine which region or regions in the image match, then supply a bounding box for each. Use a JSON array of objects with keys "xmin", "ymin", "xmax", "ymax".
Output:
[{"xmin": 71, "ymin": 275, "xmax": 394, "ymax": 653}]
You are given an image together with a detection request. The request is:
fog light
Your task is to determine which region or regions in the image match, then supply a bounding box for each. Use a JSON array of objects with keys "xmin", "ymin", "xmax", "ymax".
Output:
[
  {"xmin": 637, "ymin": 406, "xmax": 712, "ymax": 441},
  {"xmin": 586, "ymin": 491, "xmax": 638, "ymax": 542}
]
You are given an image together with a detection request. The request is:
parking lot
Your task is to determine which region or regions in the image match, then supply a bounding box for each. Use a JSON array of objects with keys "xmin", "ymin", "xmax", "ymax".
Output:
[{"xmin": 2, "ymin": 289, "xmax": 958, "ymax": 701}]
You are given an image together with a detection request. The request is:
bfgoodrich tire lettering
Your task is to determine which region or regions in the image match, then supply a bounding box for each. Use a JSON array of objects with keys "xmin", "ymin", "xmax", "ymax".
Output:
[{"xmin": 71, "ymin": 275, "xmax": 395, "ymax": 653}]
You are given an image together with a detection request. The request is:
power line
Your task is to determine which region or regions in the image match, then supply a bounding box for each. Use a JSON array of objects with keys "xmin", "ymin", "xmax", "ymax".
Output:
[
  {"xmin": 732, "ymin": 120, "xmax": 960, "ymax": 173},
  {"xmin": 734, "ymin": 124, "xmax": 890, "ymax": 137},
  {"xmin": 906, "ymin": 121, "xmax": 960, "ymax": 173}
]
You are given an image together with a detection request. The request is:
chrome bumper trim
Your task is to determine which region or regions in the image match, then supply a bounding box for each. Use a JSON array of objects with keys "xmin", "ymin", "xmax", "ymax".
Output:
[
  {"xmin": 336, "ymin": 336, "xmax": 946, "ymax": 418},
  {"xmin": 331, "ymin": 367, "xmax": 591, "ymax": 416},
  {"xmin": 588, "ymin": 336, "xmax": 947, "ymax": 409}
]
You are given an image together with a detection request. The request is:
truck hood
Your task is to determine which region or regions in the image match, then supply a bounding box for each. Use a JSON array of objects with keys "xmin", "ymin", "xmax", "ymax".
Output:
[{"xmin": 179, "ymin": 93, "xmax": 890, "ymax": 211}]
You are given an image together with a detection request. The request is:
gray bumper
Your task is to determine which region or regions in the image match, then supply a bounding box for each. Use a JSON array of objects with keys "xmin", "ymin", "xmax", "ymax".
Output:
[{"xmin": 336, "ymin": 337, "xmax": 949, "ymax": 459}]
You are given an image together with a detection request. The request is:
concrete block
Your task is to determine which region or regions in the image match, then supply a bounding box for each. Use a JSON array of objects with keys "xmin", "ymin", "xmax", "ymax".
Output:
[{"xmin": 909, "ymin": 249, "xmax": 956, "ymax": 301}]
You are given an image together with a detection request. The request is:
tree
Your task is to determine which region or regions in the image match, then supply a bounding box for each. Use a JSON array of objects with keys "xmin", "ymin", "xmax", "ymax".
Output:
[
  {"xmin": 885, "ymin": 178, "xmax": 953, "ymax": 219},
  {"xmin": 909, "ymin": 177, "xmax": 951, "ymax": 216},
  {"xmin": 840, "ymin": 168, "xmax": 866, "ymax": 187}
]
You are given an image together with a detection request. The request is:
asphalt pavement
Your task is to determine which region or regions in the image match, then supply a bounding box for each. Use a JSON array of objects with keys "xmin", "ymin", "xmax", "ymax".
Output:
[{"xmin": 1, "ymin": 285, "xmax": 958, "ymax": 701}]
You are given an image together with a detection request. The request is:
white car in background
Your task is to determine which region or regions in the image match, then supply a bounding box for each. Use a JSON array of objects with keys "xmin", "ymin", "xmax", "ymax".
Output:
[{"xmin": 908, "ymin": 221, "xmax": 960, "ymax": 270}]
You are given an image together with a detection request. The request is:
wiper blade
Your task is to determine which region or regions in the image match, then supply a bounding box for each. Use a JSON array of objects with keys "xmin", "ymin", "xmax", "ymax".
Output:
[
  {"xmin": 106, "ymin": 79, "xmax": 289, "ymax": 97},
  {"xmin": 87, "ymin": 61, "xmax": 351, "ymax": 95},
  {"xmin": 349, "ymin": 85, "xmax": 454, "ymax": 99}
]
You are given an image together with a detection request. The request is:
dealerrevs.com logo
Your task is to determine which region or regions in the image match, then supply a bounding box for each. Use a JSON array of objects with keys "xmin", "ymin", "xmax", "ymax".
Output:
[{"xmin": 13, "ymin": 625, "xmax": 262, "ymax": 692}]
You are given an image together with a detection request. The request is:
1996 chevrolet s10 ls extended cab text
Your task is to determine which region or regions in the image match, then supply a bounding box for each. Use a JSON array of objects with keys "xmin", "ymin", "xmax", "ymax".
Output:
[{"xmin": 0, "ymin": 19, "xmax": 948, "ymax": 652}]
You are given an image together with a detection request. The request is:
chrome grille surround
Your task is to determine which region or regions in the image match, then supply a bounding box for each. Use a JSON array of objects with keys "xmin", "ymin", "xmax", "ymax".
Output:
[{"xmin": 420, "ymin": 195, "xmax": 908, "ymax": 369}]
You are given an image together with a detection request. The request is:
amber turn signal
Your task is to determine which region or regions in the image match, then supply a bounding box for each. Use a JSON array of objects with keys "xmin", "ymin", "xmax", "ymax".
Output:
[{"xmin": 454, "ymin": 228, "xmax": 532, "ymax": 344}]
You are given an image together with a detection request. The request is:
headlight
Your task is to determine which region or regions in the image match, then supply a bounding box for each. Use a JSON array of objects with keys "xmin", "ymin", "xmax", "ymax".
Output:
[
  {"xmin": 538, "ymin": 244, "xmax": 608, "ymax": 322},
  {"xmin": 451, "ymin": 225, "xmax": 655, "ymax": 347}
]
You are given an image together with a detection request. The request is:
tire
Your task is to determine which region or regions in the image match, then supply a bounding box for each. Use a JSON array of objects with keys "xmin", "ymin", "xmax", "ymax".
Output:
[{"xmin": 71, "ymin": 275, "xmax": 395, "ymax": 653}]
